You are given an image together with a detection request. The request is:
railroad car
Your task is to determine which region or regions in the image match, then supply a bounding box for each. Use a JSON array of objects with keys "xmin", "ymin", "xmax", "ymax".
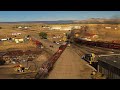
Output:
[
  {"xmin": 35, "ymin": 43, "xmax": 68, "ymax": 79},
  {"xmin": 74, "ymin": 38, "xmax": 120, "ymax": 50}
]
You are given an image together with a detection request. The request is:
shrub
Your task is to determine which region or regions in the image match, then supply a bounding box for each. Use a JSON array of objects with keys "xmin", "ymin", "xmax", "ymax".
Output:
[{"xmin": 39, "ymin": 32, "xmax": 47, "ymax": 39}]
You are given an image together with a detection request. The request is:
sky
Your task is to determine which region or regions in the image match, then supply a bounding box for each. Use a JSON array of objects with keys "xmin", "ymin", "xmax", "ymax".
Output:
[{"xmin": 0, "ymin": 11, "xmax": 120, "ymax": 22}]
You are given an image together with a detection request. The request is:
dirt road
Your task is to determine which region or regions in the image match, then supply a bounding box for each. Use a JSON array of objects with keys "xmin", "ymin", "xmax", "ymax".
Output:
[
  {"xmin": 47, "ymin": 46, "xmax": 93, "ymax": 79},
  {"xmin": 37, "ymin": 39, "xmax": 93, "ymax": 79},
  {"xmin": 0, "ymin": 65, "xmax": 15, "ymax": 79}
]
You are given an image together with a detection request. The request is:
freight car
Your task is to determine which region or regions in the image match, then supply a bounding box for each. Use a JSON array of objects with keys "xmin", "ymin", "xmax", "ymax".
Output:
[
  {"xmin": 31, "ymin": 37, "xmax": 43, "ymax": 48},
  {"xmin": 74, "ymin": 38, "xmax": 120, "ymax": 50},
  {"xmin": 35, "ymin": 42, "xmax": 68, "ymax": 79}
]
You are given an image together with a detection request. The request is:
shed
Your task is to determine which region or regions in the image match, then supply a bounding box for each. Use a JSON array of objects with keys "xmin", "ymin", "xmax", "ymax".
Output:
[
  {"xmin": 14, "ymin": 38, "xmax": 24, "ymax": 43},
  {"xmin": 72, "ymin": 26, "xmax": 82, "ymax": 29},
  {"xmin": 18, "ymin": 26, "xmax": 22, "ymax": 29},
  {"xmin": 1, "ymin": 38, "xmax": 8, "ymax": 41},
  {"xmin": 105, "ymin": 27, "xmax": 111, "ymax": 29},
  {"xmin": 50, "ymin": 26, "xmax": 61, "ymax": 30},
  {"xmin": 61, "ymin": 26, "xmax": 72, "ymax": 30},
  {"xmin": 24, "ymin": 27, "xmax": 28, "ymax": 29},
  {"xmin": 12, "ymin": 32, "xmax": 21, "ymax": 35},
  {"xmin": 97, "ymin": 55, "xmax": 120, "ymax": 79}
]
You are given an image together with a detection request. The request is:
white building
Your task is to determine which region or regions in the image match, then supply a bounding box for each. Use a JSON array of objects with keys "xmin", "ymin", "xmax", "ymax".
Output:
[
  {"xmin": 1, "ymin": 38, "xmax": 8, "ymax": 41},
  {"xmin": 24, "ymin": 27, "xmax": 29, "ymax": 29},
  {"xmin": 14, "ymin": 38, "xmax": 24, "ymax": 43},
  {"xmin": 42, "ymin": 26, "xmax": 51, "ymax": 29},
  {"xmin": 18, "ymin": 26, "xmax": 22, "ymax": 29},
  {"xmin": 12, "ymin": 32, "xmax": 21, "ymax": 35},
  {"xmin": 50, "ymin": 26, "xmax": 61, "ymax": 30},
  {"xmin": 50, "ymin": 26, "xmax": 73, "ymax": 31},
  {"xmin": 61, "ymin": 26, "xmax": 72, "ymax": 30},
  {"xmin": 105, "ymin": 27, "xmax": 111, "ymax": 29},
  {"xmin": 72, "ymin": 26, "xmax": 82, "ymax": 29}
]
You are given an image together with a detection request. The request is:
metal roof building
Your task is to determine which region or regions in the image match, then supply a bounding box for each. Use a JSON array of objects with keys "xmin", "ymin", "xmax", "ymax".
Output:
[{"xmin": 97, "ymin": 55, "xmax": 120, "ymax": 79}]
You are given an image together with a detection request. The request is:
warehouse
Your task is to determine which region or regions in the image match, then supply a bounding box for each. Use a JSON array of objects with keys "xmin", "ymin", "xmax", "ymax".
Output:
[
  {"xmin": 97, "ymin": 55, "xmax": 120, "ymax": 79},
  {"xmin": 50, "ymin": 26, "xmax": 61, "ymax": 30}
]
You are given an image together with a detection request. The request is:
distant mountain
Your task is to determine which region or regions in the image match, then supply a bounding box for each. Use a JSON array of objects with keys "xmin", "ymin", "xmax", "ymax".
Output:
[
  {"xmin": 73, "ymin": 18, "xmax": 120, "ymax": 24},
  {"xmin": 0, "ymin": 20, "xmax": 74, "ymax": 24},
  {"xmin": 34, "ymin": 20, "xmax": 74, "ymax": 24},
  {"xmin": 0, "ymin": 18, "xmax": 120, "ymax": 24}
]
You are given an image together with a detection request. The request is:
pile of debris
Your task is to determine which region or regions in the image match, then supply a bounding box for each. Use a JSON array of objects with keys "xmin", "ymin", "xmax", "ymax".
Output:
[
  {"xmin": 90, "ymin": 71, "xmax": 106, "ymax": 79},
  {"xmin": 0, "ymin": 49, "xmax": 42, "ymax": 65}
]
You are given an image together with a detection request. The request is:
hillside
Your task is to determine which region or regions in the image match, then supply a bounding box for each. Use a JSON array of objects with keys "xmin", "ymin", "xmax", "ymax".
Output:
[
  {"xmin": 72, "ymin": 24, "xmax": 120, "ymax": 43},
  {"xmin": 73, "ymin": 18, "xmax": 120, "ymax": 24},
  {"xmin": 0, "ymin": 18, "xmax": 120, "ymax": 24}
]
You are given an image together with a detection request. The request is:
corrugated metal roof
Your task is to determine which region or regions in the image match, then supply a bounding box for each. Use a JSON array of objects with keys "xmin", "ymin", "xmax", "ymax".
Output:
[{"xmin": 98, "ymin": 55, "xmax": 120, "ymax": 69}]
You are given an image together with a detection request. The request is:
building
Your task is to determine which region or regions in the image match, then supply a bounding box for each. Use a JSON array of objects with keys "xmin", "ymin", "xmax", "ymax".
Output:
[
  {"xmin": 105, "ymin": 27, "xmax": 111, "ymax": 29},
  {"xmin": 14, "ymin": 38, "xmax": 24, "ymax": 43},
  {"xmin": 18, "ymin": 26, "xmax": 22, "ymax": 29},
  {"xmin": 97, "ymin": 55, "xmax": 120, "ymax": 79},
  {"xmin": 42, "ymin": 26, "xmax": 51, "ymax": 29},
  {"xmin": 50, "ymin": 26, "xmax": 72, "ymax": 30},
  {"xmin": 1, "ymin": 38, "xmax": 8, "ymax": 41},
  {"xmin": 24, "ymin": 26, "xmax": 29, "ymax": 29},
  {"xmin": 82, "ymin": 33, "xmax": 99, "ymax": 41},
  {"xmin": 72, "ymin": 26, "xmax": 82, "ymax": 29},
  {"xmin": 12, "ymin": 32, "xmax": 21, "ymax": 35},
  {"xmin": 50, "ymin": 26, "xmax": 61, "ymax": 30},
  {"xmin": 61, "ymin": 26, "xmax": 72, "ymax": 30}
]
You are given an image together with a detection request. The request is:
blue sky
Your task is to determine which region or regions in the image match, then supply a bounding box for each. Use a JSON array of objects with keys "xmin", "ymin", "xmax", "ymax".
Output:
[{"xmin": 0, "ymin": 11, "xmax": 120, "ymax": 22}]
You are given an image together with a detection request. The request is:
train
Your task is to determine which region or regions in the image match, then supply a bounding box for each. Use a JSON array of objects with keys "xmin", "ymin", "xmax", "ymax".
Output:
[
  {"xmin": 30, "ymin": 37, "xmax": 43, "ymax": 48},
  {"xmin": 35, "ymin": 42, "xmax": 68, "ymax": 79},
  {"xmin": 74, "ymin": 38, "xmax": 120, "ymax": 50}
]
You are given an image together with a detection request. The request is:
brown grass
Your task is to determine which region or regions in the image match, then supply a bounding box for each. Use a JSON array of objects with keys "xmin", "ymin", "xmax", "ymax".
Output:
[{"xmin": 0, "ymin": 41, "xmax": 36, "ymax": 51}]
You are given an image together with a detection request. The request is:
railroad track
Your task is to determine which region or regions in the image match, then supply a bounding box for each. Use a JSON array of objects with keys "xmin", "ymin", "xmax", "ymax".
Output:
[
  {"xmin": 74, "ymin": 38, "xmax": 120, "ymax": 50},
  {"xmin": 35, "ymin": 42, "xmax": 68, "ymax": 79},
  {"xmin": 71, "ymin": 44, "xmax": 88, "ymax": 56},
  {"xmin": 82, "ymin": 45, "xmax": 120, "ymax": 54},
  {"xmin": 73, "ymin": 42, "xmax": 120, "ymax": 55}
]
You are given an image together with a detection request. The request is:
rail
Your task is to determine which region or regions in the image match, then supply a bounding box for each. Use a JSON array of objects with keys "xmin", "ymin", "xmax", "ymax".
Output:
[
  {"xmin": 74, "ymin": 38, "xmax": 120, "ymax": 50},
  {"xmin": 35, "ymin": 42, "xmax": 68, "ymax": 79},
  {"xmin": 30, "ymin": 37, "xmax": 43, "ymax": 48}
]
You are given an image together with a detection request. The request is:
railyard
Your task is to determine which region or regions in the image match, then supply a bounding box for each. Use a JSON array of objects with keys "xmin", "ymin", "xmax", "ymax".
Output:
[{"xmin": 0, "ymin": 22, "xmax": 120, "ymax": 79}]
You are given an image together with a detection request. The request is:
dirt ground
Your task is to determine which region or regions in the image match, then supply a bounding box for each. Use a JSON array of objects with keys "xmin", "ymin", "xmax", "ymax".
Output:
[
  {"xmin": 0, "ymin": 41, "xmax": 36, "ymax": 51},
  {"xmin": 1, "ymin": 23, "xmax": 120, "ymax": 79},
  {"xmin": 36, "ymin": 38, "xmax": 93, "ymax": 79},
  {"xmin": 47, "ymin": 46, "xmax": 93, "ymax": 79},
  {"xmin": 0, "ymin": 50, "xmax": 51, "ymax": 79}
]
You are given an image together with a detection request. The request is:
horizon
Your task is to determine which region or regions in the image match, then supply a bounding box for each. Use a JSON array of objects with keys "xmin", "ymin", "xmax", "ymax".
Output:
[
  {"xmin": 0, "ymin": 17, "xmax": 120, "ymax": 22},
  {"xmin": 0, "ymin": 11, "xmax": 120, "ymax": 22}
]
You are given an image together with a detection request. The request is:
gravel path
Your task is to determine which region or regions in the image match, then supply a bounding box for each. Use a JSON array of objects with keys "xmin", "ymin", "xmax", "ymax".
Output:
[{"xmin": 47, "ymin": 47, "xmax": 93, "ymax": 79}]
